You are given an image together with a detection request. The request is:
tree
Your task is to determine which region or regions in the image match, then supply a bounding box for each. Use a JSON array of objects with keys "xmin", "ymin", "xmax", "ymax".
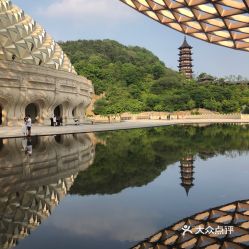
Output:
[
  {"xmin": 94, "ymin": 98, "xmax": 109, "ymax": 115},
  {"xmin": 222, "ymin": 100, "xmax": 240, "ymax": 113},
  {"xmin": 152, "ymin": 64, "xmax": 165, "ymax": 79},
  {"xmin": 203, "ymin": 99, "xmax": 221, "ymax": 112},
  {"xmin": 60, "ymin": 40, "xmax": 249, "ymax": 115}
]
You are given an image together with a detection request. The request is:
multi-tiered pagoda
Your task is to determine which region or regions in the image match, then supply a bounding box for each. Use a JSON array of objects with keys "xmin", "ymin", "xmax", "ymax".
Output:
[
  {"xmin": 178, "ymin": 37, "xmax": 193, "ymax": 79},
  {"xmin": 180, "ymin": 155, "xmax": 195, "ymax": 195}
]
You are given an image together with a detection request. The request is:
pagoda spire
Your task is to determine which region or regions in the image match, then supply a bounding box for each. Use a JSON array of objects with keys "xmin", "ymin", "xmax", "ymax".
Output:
[{"xmin": 178, "ymin": 36, "xmax": 193, "ymax": 79}]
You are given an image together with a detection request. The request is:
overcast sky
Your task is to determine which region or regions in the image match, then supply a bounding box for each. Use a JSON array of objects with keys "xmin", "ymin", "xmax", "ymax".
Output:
[{"xmin": 14, "ymin": 0, "xmax": 249, "ymax": 78}]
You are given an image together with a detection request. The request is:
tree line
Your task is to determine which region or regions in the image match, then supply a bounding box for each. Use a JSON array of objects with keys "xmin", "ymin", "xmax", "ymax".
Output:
[{"xmin": 60, "ymin": 39, "xmax": 249, "ymax": 115}]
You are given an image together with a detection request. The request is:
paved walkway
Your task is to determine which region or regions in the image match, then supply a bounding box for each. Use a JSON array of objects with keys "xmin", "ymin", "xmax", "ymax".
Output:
[{"xmin": 0, "ymin": 119, "xmax": 249, "ymax": 138}]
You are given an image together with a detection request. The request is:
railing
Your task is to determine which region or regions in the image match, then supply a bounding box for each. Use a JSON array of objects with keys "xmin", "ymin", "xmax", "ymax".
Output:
[{"xmin": 90, "ymin": 113, "xmax": 249, "ymax": 123}]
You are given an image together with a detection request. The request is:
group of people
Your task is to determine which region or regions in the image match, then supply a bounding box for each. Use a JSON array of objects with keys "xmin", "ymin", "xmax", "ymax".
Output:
[
  {"xmin": 50, "ymin": 115, "xmax": 63, "ymax": 126},
  {"xmin": 22, "ymin": 115, "xmax": 32, "ymax": 136}
]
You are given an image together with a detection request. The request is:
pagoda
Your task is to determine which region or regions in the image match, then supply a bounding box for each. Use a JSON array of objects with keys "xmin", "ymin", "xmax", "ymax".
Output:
[
  {"xmin": 180, "ymin": 155, "xmax": 195, "ymax": 196},
  {"xmin": 178, "ymin": 37, "xmax": 193, "ymax": 79}
]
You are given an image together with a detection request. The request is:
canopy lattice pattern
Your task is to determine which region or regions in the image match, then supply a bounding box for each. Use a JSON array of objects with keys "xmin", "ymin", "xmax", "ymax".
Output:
[
  {"xmin": 121, "ymin": 0, "xmax": 249, "ymax": 52},
  {"xmin": 132, "ymin": 199, "xmax": 249, "ymax": 249}
]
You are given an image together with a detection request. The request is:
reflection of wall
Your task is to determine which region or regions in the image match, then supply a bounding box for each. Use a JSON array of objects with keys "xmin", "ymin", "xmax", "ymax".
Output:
[
  {"xmin": 0, "ymin": 134, "xmax": 95, "ymax": 249},
  {"xmin": 133, "ymin": 199, "xmax": 249, "ymax": 249}
]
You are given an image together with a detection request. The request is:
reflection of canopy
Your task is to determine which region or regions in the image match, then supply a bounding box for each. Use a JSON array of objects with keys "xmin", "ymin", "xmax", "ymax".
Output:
[
  {"xmin": 133, "ymin": 199, "xmax": 249, "ymax": 248},
  {"xmin": 0, "ymin": 134, "xmax": 95, "ymax": 249},
  {"xmin": 121, "ymin": 0, "xmax": 249, "ymax": 51}
]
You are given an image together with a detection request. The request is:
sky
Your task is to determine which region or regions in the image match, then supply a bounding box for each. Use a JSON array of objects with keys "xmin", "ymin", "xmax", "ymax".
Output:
[{"xmin": 14, "ymin": 0, "xmax": 249, "ymax": 78}]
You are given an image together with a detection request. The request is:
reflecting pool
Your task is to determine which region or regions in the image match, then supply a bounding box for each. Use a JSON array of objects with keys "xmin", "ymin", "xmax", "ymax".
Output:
[{"xmin": 1, "ymin": 124, "xmax": 249, "ymax": 249}]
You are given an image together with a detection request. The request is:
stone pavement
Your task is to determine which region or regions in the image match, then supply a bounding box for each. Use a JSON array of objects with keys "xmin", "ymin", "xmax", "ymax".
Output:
[{"xmin": 0, "ymin": 119, "xmax": 249, "ymax": 138}]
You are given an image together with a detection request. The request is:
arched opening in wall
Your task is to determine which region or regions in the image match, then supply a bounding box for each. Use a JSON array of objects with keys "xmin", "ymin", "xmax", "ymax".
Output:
[
  {"xmin": 31, "ymin": 136, "xmax": 40, "ymax": 149},
  {"xmin": 73, "ymin": 133, "xmax": 78, "ymax": 140},
  {"xmin": 55, "ymin": 135, "xmax": 64, "ymax": 144},
  {"xmin": 0, "ymin": 139, "xmax": 3, "ymax": 152},
  {"xmin": 54, "ymin": 105, "xmax": 63, "ymax": 126},
  {"xmin": 25, "ymin": 103, "xmax": 39, "ymax": 123},
  {"xmin": 72, "ymin": 108, "xmax": 76, "ymax": 117},
  {"xmin": 0, "ymin": 105, "xmax": 2, "ymax": 125},
  {"xmin": 54, "ymin": 105, "xmax": 63, "ymax": 118}
]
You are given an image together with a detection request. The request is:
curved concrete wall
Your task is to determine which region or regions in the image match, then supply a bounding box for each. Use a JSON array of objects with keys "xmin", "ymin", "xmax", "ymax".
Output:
[{"xmin": 0, "ymin": 60, "xmax": 94, "ymax": 126}]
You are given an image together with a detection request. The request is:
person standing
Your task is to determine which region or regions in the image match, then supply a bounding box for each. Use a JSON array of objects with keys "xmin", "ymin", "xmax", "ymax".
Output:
[
  {"xmin": 26, "ymin": 115, "xmax": 32, "ymax": 136},
  {"xmin": 22, "ymin": 117, "xmax": 27, "ymax": 136},
  {"xmin": 53, "ymin": 115, "xmax": 57, "ymax": 126}
]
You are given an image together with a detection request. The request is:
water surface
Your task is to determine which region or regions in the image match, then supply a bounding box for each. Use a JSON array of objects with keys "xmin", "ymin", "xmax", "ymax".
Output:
[{"xmin": 1, "ymin": 124, "xmax": 249, "ymax": 249}]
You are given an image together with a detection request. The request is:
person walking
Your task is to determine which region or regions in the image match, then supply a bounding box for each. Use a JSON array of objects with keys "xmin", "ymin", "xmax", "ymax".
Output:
[{"xmin": 26, "ymin": 115, "xmax": 32, "ymax": 136}]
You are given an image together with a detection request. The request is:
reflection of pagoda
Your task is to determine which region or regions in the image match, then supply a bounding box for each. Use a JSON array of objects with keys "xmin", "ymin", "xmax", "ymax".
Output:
[
  {"xmin": 180, "ymin": 156, "xmax": 195, "ymax": 195},
  {"xmin": 178, "ymin": 37, "xmax": 193, "ymax": 79}
]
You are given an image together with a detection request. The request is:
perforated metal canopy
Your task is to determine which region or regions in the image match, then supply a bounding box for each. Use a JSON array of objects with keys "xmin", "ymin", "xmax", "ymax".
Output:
[{"xmin": 120, "ymin": 0, "xmax": 249, "ymax": 52}]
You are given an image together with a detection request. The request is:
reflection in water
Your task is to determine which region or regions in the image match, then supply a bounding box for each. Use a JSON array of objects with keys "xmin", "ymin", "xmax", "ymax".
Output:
[
  {"xmin": 22, "ymin": 136, "xmax": 33, "ymax": 156},
  {"xmin": 71, "ymin": 124, "xmax": 249, "ymax": 197},
  {"xmin": 0, "ymin": 134, "xmax": 95, "ymax": 249},
  {"xmin": 1, "ymin": 124, "xmax": 249, "ymax": 249},
  {"xmin": 132, "ymin": 199, "xmax": 249, "ymax": 249},
  {"xmin": 66, "ymin": 124, "xmax": 249, "ymax": 248},
  {"xmin": 180, "ymin": 155, "xmax": 195, "ymax": 195}
]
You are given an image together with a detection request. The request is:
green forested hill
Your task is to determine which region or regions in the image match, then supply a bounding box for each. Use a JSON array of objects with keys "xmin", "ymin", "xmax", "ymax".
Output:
[{"xmin": 60, "ymin": 39, "xmax": 249, "ymax": 114}]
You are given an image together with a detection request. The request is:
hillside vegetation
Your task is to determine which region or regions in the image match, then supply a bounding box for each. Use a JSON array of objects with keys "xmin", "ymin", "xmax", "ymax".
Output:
[{"xmin": 60, "ymin": 39, "xmax": 249, "ymax": 114}]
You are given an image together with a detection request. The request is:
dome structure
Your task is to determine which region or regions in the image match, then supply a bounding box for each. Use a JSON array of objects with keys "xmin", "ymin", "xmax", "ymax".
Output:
[
  {"xmin": 0, "ymin": 0, "xmax": 76, "ymax": 73},
  {"xmin": 0, "ymin": 0, "xmax": 94, "ymax": 126}
]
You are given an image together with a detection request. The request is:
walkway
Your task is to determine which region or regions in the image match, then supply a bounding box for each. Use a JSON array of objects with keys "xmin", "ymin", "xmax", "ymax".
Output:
[{"xmin": 1, "ymin": 119, "xmax": 249, "ymax": 139}]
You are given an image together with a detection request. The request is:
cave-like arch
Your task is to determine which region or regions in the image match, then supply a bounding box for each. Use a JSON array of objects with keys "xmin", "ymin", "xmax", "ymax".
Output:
[
  {"xmin": 25, "ymin": 103, "xmax": 39, "ymax": 123},
  {"xmin": 0, "ymin": 105, "xmax": 2, "ymax": 125},
  {"xmin": 54, "ymin": 105, "xmax": 63, "ymax": 118}
]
